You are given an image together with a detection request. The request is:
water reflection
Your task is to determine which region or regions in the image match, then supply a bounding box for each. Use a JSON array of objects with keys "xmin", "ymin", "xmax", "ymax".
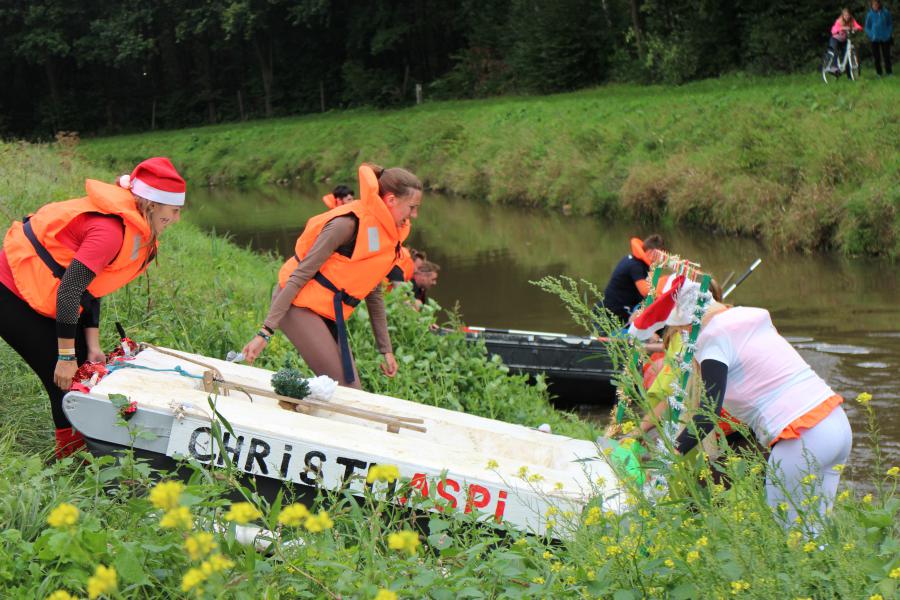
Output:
[{"xmin": 188, "ymin": 185, "xmax": 899, "ymax": 486}]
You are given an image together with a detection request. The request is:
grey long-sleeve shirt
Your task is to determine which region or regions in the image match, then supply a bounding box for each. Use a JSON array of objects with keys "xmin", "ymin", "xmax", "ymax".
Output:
[{"xmin": 263, "ymin": 216, "xmax": 392, "ymax": 354}]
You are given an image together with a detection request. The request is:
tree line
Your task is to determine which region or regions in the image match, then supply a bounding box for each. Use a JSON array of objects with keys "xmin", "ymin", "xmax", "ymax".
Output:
[{"xmin": 0, "ymin": 0, "xmax": 860, "ymax": 137}]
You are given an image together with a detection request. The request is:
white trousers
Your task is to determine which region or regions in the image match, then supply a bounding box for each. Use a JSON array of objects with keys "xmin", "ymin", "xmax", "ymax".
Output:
[{"xmin": 765, "ymin": 405, "xmax": 852, "ymax": 527}]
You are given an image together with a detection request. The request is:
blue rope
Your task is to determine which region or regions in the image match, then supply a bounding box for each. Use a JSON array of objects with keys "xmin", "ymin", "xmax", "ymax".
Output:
[{"xmin": 107, "ymin": 362, "xmax": 204, "ymax": 380}]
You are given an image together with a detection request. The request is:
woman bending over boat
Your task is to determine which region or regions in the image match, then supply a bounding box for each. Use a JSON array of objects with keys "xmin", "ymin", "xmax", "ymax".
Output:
[
  {"xmin": 632, "ymin": 278, "xmax": 851, "ymax": 525},
  {"xmin": 241, "ymin": 163, "xmax": 422, "ymax": 389},
  {"xmin": 0, "ymin": 158, "xmax": 186, "ymax": 458}
]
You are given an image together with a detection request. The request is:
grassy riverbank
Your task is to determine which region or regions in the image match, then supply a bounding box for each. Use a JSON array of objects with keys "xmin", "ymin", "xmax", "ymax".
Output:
[
  {"xmin": 0, "ymin": 142, "xmax": 897, "ymax": 598},
  {"xmin": 77, "ymin": 73, "xmax": 900, "ymax": 258}
]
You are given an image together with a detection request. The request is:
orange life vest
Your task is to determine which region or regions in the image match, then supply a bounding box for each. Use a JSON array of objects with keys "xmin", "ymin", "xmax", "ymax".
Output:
[
  {"xmin": 321, "ymin": 194, "xmax": 338, "ymax": 210},
  {"xmin": 3, "ymin": 179, "xmax": 155, "ymax": 318},
  {"xmin": 397, "ymin": 246, "xmax": 415, "ymax": 281},
  {"xmin": 630, "ymin": 237, "xmax": 653, "ymax": 267},
  {"xmin": 278, "ymin": 165, "xmax": 404, "ymax": 321}
]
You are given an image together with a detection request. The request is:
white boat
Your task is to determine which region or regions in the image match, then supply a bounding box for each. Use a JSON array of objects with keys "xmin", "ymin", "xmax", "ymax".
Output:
[{"xmin": 63, "ymin": 345, "xmax": 625, "ymax": 536}]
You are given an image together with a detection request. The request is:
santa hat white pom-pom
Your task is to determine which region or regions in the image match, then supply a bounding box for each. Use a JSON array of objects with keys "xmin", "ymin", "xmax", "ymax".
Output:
[{"xmin": 117, "ymin": 174, "xmax": 132, "ymax": 189}]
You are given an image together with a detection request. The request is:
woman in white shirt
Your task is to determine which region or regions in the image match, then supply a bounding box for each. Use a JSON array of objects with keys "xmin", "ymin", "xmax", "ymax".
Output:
[{"xmin": 636, "ymin": 279, "xmax": 852, "ymax": 525}]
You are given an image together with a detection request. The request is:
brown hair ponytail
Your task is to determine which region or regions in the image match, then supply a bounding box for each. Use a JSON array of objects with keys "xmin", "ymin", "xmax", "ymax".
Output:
[{"xmin": 363, "ymin": 162, "xmax": 422, "ymax": 199}]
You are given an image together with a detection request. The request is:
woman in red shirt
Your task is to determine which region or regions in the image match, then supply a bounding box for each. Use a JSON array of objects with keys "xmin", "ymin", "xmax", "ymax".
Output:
[{"xmin": 0, "ymin": 157, "xmax": 185, "ymax": 457}]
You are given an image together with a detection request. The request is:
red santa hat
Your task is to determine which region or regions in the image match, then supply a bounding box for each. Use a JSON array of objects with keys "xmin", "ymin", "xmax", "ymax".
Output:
[
  {"xmin": 117, "ymin": 157, "xmax": 186, "ymax": 206},
  {"xmin": 627, "ymin": 275, "xmax": 686, "ymax": 340}
]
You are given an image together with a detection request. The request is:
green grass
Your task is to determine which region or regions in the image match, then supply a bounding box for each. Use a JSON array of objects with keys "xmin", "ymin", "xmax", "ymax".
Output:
[
  {"xmin": 0, "ymin": 142, "xmax": 897, "ymax": 599},
  {"xmin": 77, "ymin": 73, "xmax": 900, "ymax": 258}
]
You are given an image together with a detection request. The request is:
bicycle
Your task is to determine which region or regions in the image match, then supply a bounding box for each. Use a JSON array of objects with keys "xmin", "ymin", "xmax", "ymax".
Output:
[{"xmin": 822, "ymin": 32, "xmax": 860, "ymax": 83}]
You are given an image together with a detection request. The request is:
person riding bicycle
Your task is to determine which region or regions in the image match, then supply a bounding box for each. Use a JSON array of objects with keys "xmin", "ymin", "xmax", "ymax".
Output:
[{"xmin": 826, "ymin": 8, "xmax": 864, "ymax": 75}]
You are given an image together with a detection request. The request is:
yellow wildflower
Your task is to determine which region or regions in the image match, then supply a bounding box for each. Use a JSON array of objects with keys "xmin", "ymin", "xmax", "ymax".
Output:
[
  {"xmin": 387, "ymin": 529, "xmax": 420, "ymax": 556},
  {"xmin": 586, "ymin": 569, "xmax": 596, "ymax": 580},
  {"xmin": 181, "ymin": 567, "xmax": 207, "ymax": 593},
  {"xmin": 225, "ymin": 502, "xmax": 261, "ymax": 524},
  {"xmin": 304, "ymin": 510, "xmax": 334, "ymax": 533},
  {"xmin": 160, "ymin": 506, "xmax": 193, "ymax": 530},
  {"xmin": 517, "ymin": 466, "xmax": 529, "ymax": 479},
  {"xmin": 832, "ymin": 464, "xmax": 845, "ymax": 473},
  {"xmin": 86, "ymin": 565, "xmax": 117, "ymax": 600},
  {"xmin": 550, "ymin": 562, "xmax": 563, "ymax": 573},
  {"xmin": 184, "ymin": 532, "xmax": 217, "ymax": 561},
  {"xmin": 869, "ymin": 595, "xmax": 883, "ymax": 600},
  {"xmin": 149, "ymin": 480, "xmax": 185, "ymax": 511},
  {"xmin": 778, "ymin": 502, "xmax": 789, "ymax": 512},
  {"xmin": 531, "ymin": 576, "xmax": 545, "ymax": 584},
  {"xmin": 366, "ymin": 464, "xmax": 400, "ymax": 484},
  {"xmin": 665, "ymin": 559, "xmax": 675, "ymax": 568},
  {"xmin": 47, "ymin": 503, "xmax": 79, "ymax": 528},
  {"xmin": 801, "ymin": 474, "xmax": 817, "ymax": 485},
  {"xmin": 889, "ymin": 567, "xmax": 900, "ymax": 579},
  {"xmin": 606, "ymin": 545, "xmax": 622, "ymax": 557},
  {"xmin": 750, "ymin": 464, "xmax": 764, "ymax": 475},
  {"xmin": 686, "ymin": 551, "xmax": 700, "ymax": 564},
  {"xmin": 204, "ymin": 554, "xmax": 235, "ymax": 572},
  {"xmin": 802, "ymin": 541, "xmax": 817, "ymax": 553},
  {"xmin": 856, "ymin": 392, "xmax": 872, "ymax": 406},
  {"xmin": 837, "ymin": 490, "xmax": 850, "ymax": 502},
  {"xmin": 696, "ymin": 536, "xmax": 708, "ymax": 548},
  {"xmin": 545, "ymin": 506, "xmax": 558, "ymax": 517},
  {"xmin": 528, "ymin": 473, "xmax": 544, "ymax": 482},
  {"xmin": 843, "ymin": 542, "xmax": 855, "ymax": 551},
  {"xmin": 862, "ymin": 494, "xmax": 873, "ymax": 504},
  {"xmin": 787, "ymin": 531, "xmax": 803, "ymax": 549},
  {"xmin": 602, "ymin": 447, "xmax": 613, "ymax": 457},
  {"xmin": 47, "ymin": 592, "xmax": 77, "ymax": 600},
  {"xmin": 554, "ymin": 481, "xmax": 564, "ymax": 491},
  {"xmin": 542, "ymin": 550, "xmax": 553, "ymax": 559},
  {"xmin": 278, "ymin": 503, "xmax": 311, "ymax": 526},
  {"xmin": 595, "ymin": 476, "xmax": 606, "ymax": 487},
  {"xmin": 620, "ymin": 437, "xmax": 637, "ymax": 450},
  {"xmin": 730, "ymin": 580, "xmax": 750, "ymax": 594},
  {"xmin": 621, "ymin": 421, "xmax": 636, "ymax": 435},
  {"xmin": 887, "ymin": 466, "xmax": 899, "ymax": 477},
  {"xmin": 375, "ymin": 590, "xmax": 398, "ymax": 600},
  {"xmin": 485, "ymin": 459, "xmax": 499, "ymax": 470}
]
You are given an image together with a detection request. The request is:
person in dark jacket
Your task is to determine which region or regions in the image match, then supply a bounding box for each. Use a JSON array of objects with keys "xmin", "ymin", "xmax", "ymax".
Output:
[
  {"xmin": 866, "ymin": 0, "xmax": 894, "ymax": 75},
  {"xmin": 596, "ymin": 234, "xmax": 666, "ymax": 326}
]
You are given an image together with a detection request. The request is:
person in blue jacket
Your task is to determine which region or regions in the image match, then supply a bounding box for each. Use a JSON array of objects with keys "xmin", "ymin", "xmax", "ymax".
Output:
[{"xmin": 866, "ymin": 0, "xmax": 894, "ymax": 75}]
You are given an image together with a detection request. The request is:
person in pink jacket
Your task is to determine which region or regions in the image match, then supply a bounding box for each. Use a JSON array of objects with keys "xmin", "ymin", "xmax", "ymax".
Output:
[{"xmin": 826, "ymin": 8, "xmax": 864, "ymax": 74}]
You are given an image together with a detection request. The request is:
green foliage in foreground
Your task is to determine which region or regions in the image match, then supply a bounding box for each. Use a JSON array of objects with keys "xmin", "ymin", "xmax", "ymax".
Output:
[
  {"xmin": 1, "ymin": 143, "xmax": 898, "ymax": 599},
  {"xmin": 78, "ymin": 74, "xmax": 900, "ymax": 257}
]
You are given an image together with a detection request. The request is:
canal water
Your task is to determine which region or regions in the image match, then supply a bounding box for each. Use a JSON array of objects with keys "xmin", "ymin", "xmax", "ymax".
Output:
[{"xmin": 187, "ymin": 185, "xmax": 899, "ymax": 486}]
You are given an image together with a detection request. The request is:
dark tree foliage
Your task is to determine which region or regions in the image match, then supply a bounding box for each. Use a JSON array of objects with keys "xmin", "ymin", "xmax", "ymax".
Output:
[{"xmin": 0, "ymin": 0, "xmax": 881, "ymax": 137}]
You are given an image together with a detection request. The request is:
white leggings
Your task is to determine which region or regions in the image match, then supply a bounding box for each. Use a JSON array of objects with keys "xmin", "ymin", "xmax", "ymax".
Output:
[{"xmin": 765, "ymin": 405, "xmax": 852, "ymax": 527}]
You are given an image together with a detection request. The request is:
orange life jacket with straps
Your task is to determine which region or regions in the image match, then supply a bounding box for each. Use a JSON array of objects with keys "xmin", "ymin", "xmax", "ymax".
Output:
[
  {"xmin": 278, "ymin": 165, "xmax": 407, "ymax": 321},
  {"xmin": 3, "ymin": 179, "xmax": 155, "ymax": 318}
]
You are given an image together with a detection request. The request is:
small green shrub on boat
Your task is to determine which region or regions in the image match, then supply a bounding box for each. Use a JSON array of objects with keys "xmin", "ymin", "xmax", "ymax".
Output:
[{"xmin": 271, "ymin": 365, "xmax": 311, "ymax": 401}]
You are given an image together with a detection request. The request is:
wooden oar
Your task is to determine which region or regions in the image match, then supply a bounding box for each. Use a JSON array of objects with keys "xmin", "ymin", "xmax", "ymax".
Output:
[
  {"xmin": 141, "ymin": 342, "xmax": 227, "ymax": 392},
  {"xmin": 205, "ymin": 375, "xmax": 427, "ymax": 434}
]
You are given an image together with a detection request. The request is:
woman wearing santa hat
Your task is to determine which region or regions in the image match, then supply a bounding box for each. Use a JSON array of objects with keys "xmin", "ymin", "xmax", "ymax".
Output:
[
  {"xmin": 628, "ymin": 278, "xmax": 852, "ymax": 525},
  {"xmin": 241, "ymin": 163, "xmax": 422, "ymax": 390},
  {"xmin": 0, "ymin": 157, "xmax": 186, "ymax": 458}
]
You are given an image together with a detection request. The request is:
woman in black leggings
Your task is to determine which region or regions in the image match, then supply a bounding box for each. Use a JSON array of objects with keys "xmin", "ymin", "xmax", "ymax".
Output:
[{"xmin": 0, "ymin": 158, "xmax": 185, "ymax": 457}]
